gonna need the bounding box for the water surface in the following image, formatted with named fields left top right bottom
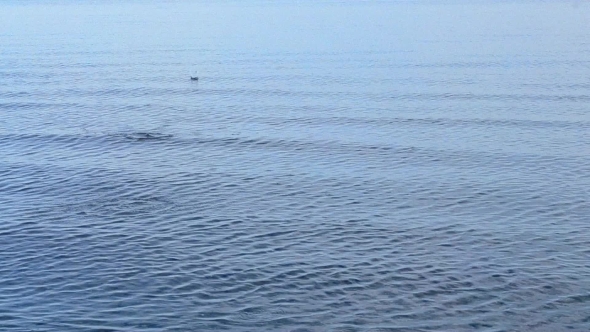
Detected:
left=1, top=1, right=590, bottom=331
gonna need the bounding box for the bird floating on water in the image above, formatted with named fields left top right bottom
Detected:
left=190, top=76, right=199, bottom=81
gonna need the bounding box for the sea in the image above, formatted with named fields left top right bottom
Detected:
left=1, top=1, right=589, bottom=331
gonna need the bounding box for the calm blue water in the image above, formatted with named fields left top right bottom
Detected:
left=1, top=1, right=590, bottom=331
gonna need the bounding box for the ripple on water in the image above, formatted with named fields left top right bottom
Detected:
left=121, top=132, right=174, bottom=141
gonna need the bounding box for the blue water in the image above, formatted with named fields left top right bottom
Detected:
left=1, top=1, right=590, bottom=331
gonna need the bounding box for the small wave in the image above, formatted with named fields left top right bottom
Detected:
left=121, top=132, right=173, bottom=141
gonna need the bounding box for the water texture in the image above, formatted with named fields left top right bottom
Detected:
left=1, top=1, right=590, bottom=331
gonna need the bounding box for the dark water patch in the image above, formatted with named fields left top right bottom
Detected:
left=120, top=132, right=174, bottom=142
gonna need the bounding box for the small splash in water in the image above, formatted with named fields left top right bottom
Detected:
left=122, top=132, right=173, bottom=141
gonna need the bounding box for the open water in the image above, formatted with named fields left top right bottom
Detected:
left=1, top=1, right=590, bottom=331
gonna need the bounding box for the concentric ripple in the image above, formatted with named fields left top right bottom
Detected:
left=1, top=1, right=590, bottom=331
